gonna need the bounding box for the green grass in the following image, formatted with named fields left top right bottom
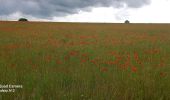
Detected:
left=0, top=21, right=170, bottom=100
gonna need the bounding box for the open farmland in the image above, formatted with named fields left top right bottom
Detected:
left=0, top=21, right=170, bottom=99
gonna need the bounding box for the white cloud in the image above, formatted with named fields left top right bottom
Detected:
left=128, top=0, right=170, bottom=23
left=52, top=7, right=118, bottom=23
left=1, top=0, right=170, bottom=23
left=52, top=7, right=130, bottom=23
left=52, top=0, right=170, bottom=23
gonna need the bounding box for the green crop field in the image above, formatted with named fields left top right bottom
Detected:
left=0, top=21, right=170, bottom=100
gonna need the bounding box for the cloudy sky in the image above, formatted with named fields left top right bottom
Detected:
left=0, top=0, right=170, bottom=23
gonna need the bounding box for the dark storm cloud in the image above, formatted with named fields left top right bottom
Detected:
left=0, top=0, right=150, bottom=18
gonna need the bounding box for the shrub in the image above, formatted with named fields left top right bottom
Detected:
left=18, top=18, right=28, bottom=21
left=125, top=20, right=130, bottom=24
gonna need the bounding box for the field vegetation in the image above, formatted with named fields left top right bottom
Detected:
left=0, top=21, right=170, bottom=99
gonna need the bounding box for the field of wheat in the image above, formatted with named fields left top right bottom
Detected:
left=0, top=21, right=170, bottom=100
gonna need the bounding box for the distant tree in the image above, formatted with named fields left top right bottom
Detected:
left=125, top=20, right=130, bottom=24
left=18, top=18, right=28, bottom=21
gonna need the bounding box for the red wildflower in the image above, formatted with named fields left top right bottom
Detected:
left=109, top=51, right=116, bottom=56
left=120, top=64, right=129, bottom=70
left=101, top=67, right=108, bottom=72
left=160, top=72, right=167, bottom=77
left=105, top=61, right=116, bottom=65
left=81, top=53, right=89, bottom=60
left=10, top=64, right=16, bottom=68
left=134, top=52, right=142, bottom=65
left=5, top=44, right=20, bottom=50
left=144, top=49, right=160, bottom=55
left=134, top=52, right=139, bottom=61
left=131, top=66, right=137, bottom=73
left=45, top=55, right=52, bottom=63
left=69, top=50, right=79, bottom=56
left=81, top=53, right=88, bottom=57
left=91, top=59, right=97, bottom=65
left=115, top=55, right=122, bottom=63
left=79, top=41, right=89, bottom=45
left=56, top=59, right=62, bottom=64
left=81, top=59, right=87, bottom=63
left=64, top=55, right=70, bottom=61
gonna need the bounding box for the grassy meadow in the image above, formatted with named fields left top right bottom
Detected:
left=0, top=21, right=170, bottom=99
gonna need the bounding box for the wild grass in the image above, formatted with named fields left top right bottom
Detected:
left=0, top=21, right=170, bottom=100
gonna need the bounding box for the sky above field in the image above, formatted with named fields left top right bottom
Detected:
left=0, top=0, right=170, bottom=23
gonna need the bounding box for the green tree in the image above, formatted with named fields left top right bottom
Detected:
left=18, top=18, right=28, bottom=21
left=125, top=20, right=130, bottom=24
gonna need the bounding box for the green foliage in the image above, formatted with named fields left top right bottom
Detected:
left=125, top=20, right=130, bottom=24
left=18, top=18, right=28, bottom=21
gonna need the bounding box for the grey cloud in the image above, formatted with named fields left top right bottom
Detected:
left=0, top=0, right=150, bottom=18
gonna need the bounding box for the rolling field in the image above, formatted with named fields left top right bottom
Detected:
left=0, top=21, right=170, bottom=100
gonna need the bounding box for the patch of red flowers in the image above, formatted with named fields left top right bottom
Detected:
left=160, top=72, right=167, bottom=77
left=56, top=59, right=62, bottom=64
left=69, top=50, right=79, bottom=56
left=9, top=63, right=16, bottom=69
left=134, top=51, right=142, bottom=65
left=101, top=67, right=108, bottom=72
left=80, top=59, right=87, bottom=63
left=131, top=66, right=137, bottom=73
left=45, top=55, right=52, bottom=63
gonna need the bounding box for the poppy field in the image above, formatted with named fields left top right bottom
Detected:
left=0, top=21, right=170, bottom=99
